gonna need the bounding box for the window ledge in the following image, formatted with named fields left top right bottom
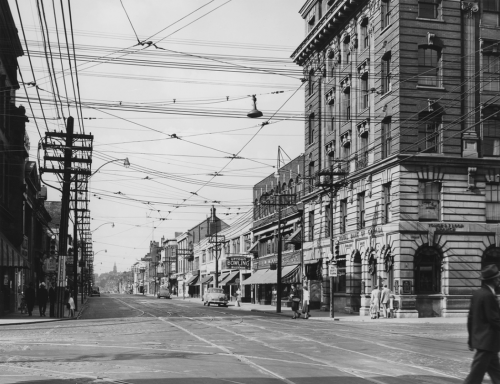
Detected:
left=416, top=85, right=445, bottom=91
left=379, top=91, right=392, bottom=100
left=416, top=17, right=444, bottom=23
left=306, top=93, right=315, bottom=101
left=380, top=24, right=392, bottom=35
left=480, top=24, right=500, bottom=30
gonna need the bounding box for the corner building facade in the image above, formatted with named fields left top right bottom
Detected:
left=291, top=0, right=500, bottom=317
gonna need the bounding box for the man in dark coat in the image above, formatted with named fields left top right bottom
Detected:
left=24, top=282, right=36, bottom=317
left=464, top=264, right=500, bottom=384
left=49, top=282, right=57, bottom=317
left=38, top=283, right=49, bottom=317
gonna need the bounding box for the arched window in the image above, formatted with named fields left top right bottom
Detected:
left=482, top=246, right=500, bottom=270
left=418, top=46, right=442, bottom=87
left=414, top=246, right=442, bottom=293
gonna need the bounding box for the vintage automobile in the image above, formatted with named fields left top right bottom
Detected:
left=203, top=288, right=228, bottom=306
left=91, top=287, right=100, bottom=297
left=157, top=285, right=171, bottom=299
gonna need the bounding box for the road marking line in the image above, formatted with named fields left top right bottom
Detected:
left=158, top=317, right=297, bottom=384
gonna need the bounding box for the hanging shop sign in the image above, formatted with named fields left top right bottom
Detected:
left=329, top=264, right=338, bottom=277
left=226, top=256, right=251, bottom=269
left=43, top=257, right=57, bottom=273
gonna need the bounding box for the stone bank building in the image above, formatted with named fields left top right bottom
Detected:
left=289, top=0, right=500, bottom=317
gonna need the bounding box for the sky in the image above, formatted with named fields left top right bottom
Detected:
left=11, top=0, right=306, bottom=274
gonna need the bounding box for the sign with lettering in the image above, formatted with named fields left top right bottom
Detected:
left=226, top=256, right=251, bottom=269
left=44, top=257, right=57, bottom=273
left=338, top=226, right=383, bottom=242
left=402, top=280, right=411, bottom=294
left=428, top=223, right=464, bottom=232
left=58, top=256, right=67, bottom=286
left=329, top=264, right=338, bottom=277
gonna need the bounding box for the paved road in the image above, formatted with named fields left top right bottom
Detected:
left=0, top=294, right=474, bottom=384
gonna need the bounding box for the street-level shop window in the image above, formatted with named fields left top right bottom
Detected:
left=486, top=184, right=500, bottom=222
left=383, top=184, right=392, bottom=223
left=418, top=119, right=441, bottom=153
left=482, top=0, right=499, bottom=27
left=414, top=246, right=442, bottom=294
left=418, top=0, right=441, bottom=19
left=333, top=258, right=346, bottom=293
left=340, top=199, right=347, bottom=233
left=483, top=118, right=500, bottom=156
left=309, top=210, right=315, bottom=241
left=418, top=46, right=442, bottom=87
left=418, top=181, right=441, bottom=221
left=358, top=193, right=366, bottom=229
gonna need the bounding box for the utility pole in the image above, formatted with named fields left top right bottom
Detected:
left=41, top=116, right=93, bottom=318
left=208, top=207, right=224, bottom=288
left=73, top=174, right=78, bottom=312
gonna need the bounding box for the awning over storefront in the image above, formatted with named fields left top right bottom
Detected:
left=0, top=234, right=29, bottom=269
left=219, top=271, right=239, bottom=286
left=185, top=275, right=199, bottom=286
left=242, top=265, right=300, bottom=285
left=200, top=275, right=213, bottom=284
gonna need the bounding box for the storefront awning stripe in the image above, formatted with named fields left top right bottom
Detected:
left=200, top=275, right=213, bottom=284
left=186, top=275, right=199, bottom=286
left=282, top=265, right=301, bottom=284
left=219, top=271, right=239, bottom=286
left=242, top=265, right=300, bottom=285
left=241, top=269, right=269, bottom=284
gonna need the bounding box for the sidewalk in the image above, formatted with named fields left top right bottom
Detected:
left=170, top=296, right=467, bottom=324
left=0, top=301, right=86, bottom=326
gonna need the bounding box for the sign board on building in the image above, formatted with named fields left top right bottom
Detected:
left=329, top=264, right=338, bottom=277
left=226, top=256, right=250, bottom=269
left=58, top=256, right=67, bottom=286
left=402, top=280, right=411, bottom=294
left=44, top=257, right=57, bottom=273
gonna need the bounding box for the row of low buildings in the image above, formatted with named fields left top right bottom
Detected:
left=131, top=0, right=500, bottom=318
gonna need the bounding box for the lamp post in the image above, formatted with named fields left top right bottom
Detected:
left=91, top=158, right=130, bottom=176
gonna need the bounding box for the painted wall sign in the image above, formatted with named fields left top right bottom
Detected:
left=428, top=223, right=464, bottom=232
left=338, top=226, right=383, bottom=241
left=226, top=256, right=251, bottom=269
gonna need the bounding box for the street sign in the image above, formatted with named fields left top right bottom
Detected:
left=226, top=256, right=251, bottom=269
left=58, top=256, right=67, bottom=286
left=208, top=234, right=226, bottom=244
left=329, top=264, right=338, bottom=277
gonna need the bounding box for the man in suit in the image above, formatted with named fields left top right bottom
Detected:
left=464, top=264, right=500, bottom=384
left=49, top=282, right=57, bottom=317
left=380, top=284, right=391, bottom=318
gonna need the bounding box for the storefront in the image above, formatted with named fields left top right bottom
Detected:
left=219, top=270, right=240, bottom=300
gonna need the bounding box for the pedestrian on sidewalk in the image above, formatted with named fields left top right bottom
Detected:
left=370, top=285, right=381, bottom=319
left=68, top=291, right=76, bottom=318
left=49, top=282, right=57, bottom=317
left=38, top=282, right=49, bottom=317
left=302, top=285, right=310, bottom=319
left=388, top=292, right=395, bottom=318
left=380, top=284, right=391, bottom=318
left=290, top=285, right=301, bottom=319
left=463, top=264, right=500, bottom=384
left=25, top=282, right=36, bottom=317
left=235, top=286, right=242, bottom=307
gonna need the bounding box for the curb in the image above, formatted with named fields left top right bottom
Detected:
left=250, top=309, right=341, bottom=321
left=76, top=296, right=90, bottom=320
left=0, top=318, right=73, bottom=327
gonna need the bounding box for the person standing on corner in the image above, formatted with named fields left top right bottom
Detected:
left=370, top=284, right=381, bottom=319
left=235, top=286, right=242, bottom=307
left=38, top=282, right=49, bottom=317
left=25, top=282, right=36, bottom=317
left=380, top=284, right=391, bottom=318
left=49, top=282, right=57, bottom=317
left=302, top=285, right=310, bottom=319
left=463, top=264, right=500, bottom=384
left=290, top=285, right=301, bottom=319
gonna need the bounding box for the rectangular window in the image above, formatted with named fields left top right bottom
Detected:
left=483, top=0, right=499, bottom=26
left=381, top=120, right=392, bottom=159
left=383, top=184, right=392, bottom=223
left=333, top=258, right=347, bottom=292
left=309, top=210, right=315, bottom=241
left=418, top=120, right=440, bottom=153
left=360, top=23, right=368, bottom=50
left=483, top=54, right=500, bottom=92
left=325, top=204, right=331, bottom=237
left=308, top=114, right=315, bottom=144
left=486, top=184, right=500, bottom=222
left=358, top=193, right=366, bottom=229
left=357, top=135, right=369, bottom=170
left=308, top=161, right=315, bottom=192
left=418, top=0, right=440, bottom=19
left=484, top=118, right=500, bottom=156
left=340, top=199, right=347, bottom=233
left=381, top=1, right=390, bottom=29
left=341, top=90, right=351, bottom=122
left=418, top=181, right=440, bottom=221
left=202, top=251, right=206, bottom=264
left=308, top=71, right=314, bottom=96
left=418, top=47, right=441, bottom=87
left=381, top=58, right=391, bottom=94
left=360, top=76, right=369, bottom=110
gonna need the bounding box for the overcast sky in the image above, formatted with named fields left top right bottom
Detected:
left=11, top=0, right=306, bottom=274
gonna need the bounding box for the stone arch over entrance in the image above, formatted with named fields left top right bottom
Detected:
left=414, top=245, right=443, bottom=294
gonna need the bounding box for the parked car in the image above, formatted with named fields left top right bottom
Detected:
left=157, top=285, right=171, bottom=299
left=203, top=288, right=228, bottom=307
left=91, top=287, right=100, bottom=297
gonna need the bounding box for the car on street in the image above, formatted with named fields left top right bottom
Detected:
left=91, top=287, right=100, bottom=297
left=157, top=285, right=171, bottom=299
left=203, top=288, right=228, bottom=306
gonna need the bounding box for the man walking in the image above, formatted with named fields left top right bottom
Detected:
left=380, top=284, right=391, bottom=318
left=38, top=282, right=49, bottom=317
left=25, top=282, right=36, bottom=317
left=49, top=282, right=57, bottom=317
left=464, top=264, right=500, bottom=384
left=370, top=284, right=381, bottom=319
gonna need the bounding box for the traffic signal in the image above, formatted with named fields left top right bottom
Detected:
left=50, top=235, right=57, bottom=256
left=334, top=240, right=340, bottom=260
